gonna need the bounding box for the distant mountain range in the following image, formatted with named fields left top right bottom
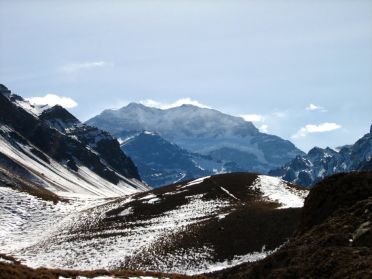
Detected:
left=87, top=103, right=304, bottom=187
left=0, top=84, right=149, bottom=198
left=270, top=125, right=372, bottom=187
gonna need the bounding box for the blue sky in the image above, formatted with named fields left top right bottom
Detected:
left=1, top=0, right=371, bottom=152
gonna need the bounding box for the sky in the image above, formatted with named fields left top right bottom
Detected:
left=0, top=0, right=371, bottom=152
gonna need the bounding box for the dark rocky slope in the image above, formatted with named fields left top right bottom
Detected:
left=0, top=84, right=147, bottom=197
left=211, top=171, right=372, bottom=279
left=0, top=254, right=201, bottom=279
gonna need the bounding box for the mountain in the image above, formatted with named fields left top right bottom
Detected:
left=270, top=125, right=372, bottom=187
left=0, top=84, right=149, bottom=198
left=1, top=172, right=307, bottom=275
left=119, top=131, right=230, bottom=187
left=87, top=103, right=304, bottom=184
left=212, top=171, right=372, bottom=279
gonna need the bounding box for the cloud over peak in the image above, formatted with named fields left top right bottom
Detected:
left=60, top=61, right=112, bottom=74
left=240, top=114, right=265, bottom=122
left=27, top=94, right=78, bottom=109
left=140, top=98, right=211, bottom=110
left=291, top=122, right=341, bottom=139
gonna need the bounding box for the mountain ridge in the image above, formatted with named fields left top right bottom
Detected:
left=0, top=84, right=148, bottom=198
left=87, top=102, right=304, bottom=186
left=270, top=125, right=372, bottom=187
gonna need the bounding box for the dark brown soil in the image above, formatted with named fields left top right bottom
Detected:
left=0, top=262, right=203, bottom=279
left=211, top=171, right=372, bottom=279
left=0, top=252, right=200, bottom=279
left=299, top=171, right=372, bottom=233
left=136, top=202, right=301, bottom=264
left=0, top=167, right=62, bottom=203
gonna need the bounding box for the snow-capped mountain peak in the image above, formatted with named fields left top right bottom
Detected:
left=87, top=102, right=304, bottom=183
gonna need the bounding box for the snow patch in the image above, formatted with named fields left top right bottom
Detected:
left=139, top=193, right=157, bottom=200
left=186, top=245, right=277, bottom=275
left=253, top=175, right=308, bottom=208
left=118, top=207, right=133, bottom=217
left=181, top=176, right=211, bottom=188
left=220, top=186, right=239, bottom=200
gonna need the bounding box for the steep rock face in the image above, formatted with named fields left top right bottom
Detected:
left=39, top=106, right=140, bottom=180
left=212, top=172, right=372, bottom=279
left=87, top=103, right=304, bottom=175
left=39, top=105, right=79, bottom=132
left=0, top=84, right=146, bottom=197
left=270, top=126, right=372, bottom=187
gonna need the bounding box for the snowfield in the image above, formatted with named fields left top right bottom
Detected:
left=0, top=187, right=109, bottom=254
left=0, top=173, right=308, bottom=275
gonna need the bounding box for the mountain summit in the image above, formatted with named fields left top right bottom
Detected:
left=88, top=102, right=259, bottom=139
left=87, top=103, right=304, bottom=186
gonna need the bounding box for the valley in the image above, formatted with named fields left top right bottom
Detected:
left=0, top=84, right=371, bottom=278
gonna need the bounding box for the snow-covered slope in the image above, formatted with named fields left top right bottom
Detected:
left=270, top=125, right=372, bottom=187
left=87, top=103, right=304, bottom=173
left=0, top=128, right=144, bottom=198
left=1, top=173, right=308, bottom=275
left=0, top=84, right=149, bottom=198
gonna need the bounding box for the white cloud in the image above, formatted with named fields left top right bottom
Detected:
left=140, top=98, right=211, bottom=109
left=306, top=103, right=327, bottom=112
left=240, top=114, right=265, bottom=122
left=259, top=124, right=269, bottom=133
left=61, top=61, right=111, bottom=74
left=291, top=122, right=341, bottom=138
left=27, top=94, right=78, bottom=108
left=272, top=111, right=287, bottom=118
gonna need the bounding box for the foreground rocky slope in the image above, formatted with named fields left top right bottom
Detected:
left=270, top=126, right=372, bottom=187
left=3, top=172, right=370, bottom=278
left=212, top=171, right=372, bottom=279
left=0, top=173, right=307, bottom=275
left=0, top=254, right=196, bottom=279
left=0, top=84, right=148, bottom=198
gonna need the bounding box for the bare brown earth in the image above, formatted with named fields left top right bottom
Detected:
left=0, top=166, right=62, bottom=203
left=0, top=252, right=199, bottom=279
left=210, top=172, right=372, bottom=279
left=0, top=262, right=202, bottom=279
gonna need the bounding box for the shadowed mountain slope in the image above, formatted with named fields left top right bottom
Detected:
left=211, top=171, right=372, bottom=279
